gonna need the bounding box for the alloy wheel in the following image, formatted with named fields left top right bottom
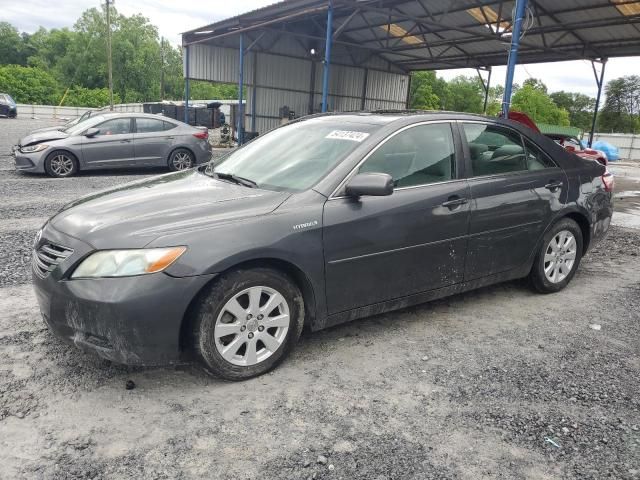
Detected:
left=544, top=230, right=577, bottom=283
left=50, top=154, right=74, bottom=176
left=214, top=286, right=290, bottom=366
left=172, top=151, right=193, bottom=170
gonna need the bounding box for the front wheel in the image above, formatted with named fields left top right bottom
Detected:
left=529, top=218, right=583, bottom=293
left=168, top=148, right=194, bottom=171
left=44, top=150, right=78, bottom=178
left=192, top=268, right=304, bottom=380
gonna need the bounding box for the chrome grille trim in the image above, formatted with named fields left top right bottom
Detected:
left=32, top=241, right=74, bottom=279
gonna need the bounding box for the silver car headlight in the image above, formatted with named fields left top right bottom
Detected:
left=71, top=247, right=187, bottom=278
left=20, top=144, right=49, bottom=153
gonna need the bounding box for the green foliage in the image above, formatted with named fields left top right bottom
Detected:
left=511, top=79, right=570, bottom=126
left=0, top=22, right=26, bottom=65
left=62, top=86, right=121, bottom=107
left=550, top=91, right=595, bottom=131
left=189, top=81, right=239, bottom=100
left=598, top=76, right=640, bottom=133
left=443, top=76, right=485, bottom=113
left=0, top=65, right=60, bottom=104
left=409, top=71, right=441, bottom=110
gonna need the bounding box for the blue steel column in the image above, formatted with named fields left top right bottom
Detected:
left=500, top=0, right=528, bottom=118
left=237, top=34, right=245, bottom=145
left=184, top=45, right=190, bottom=124
left=321, top=2, right=334, bottom=113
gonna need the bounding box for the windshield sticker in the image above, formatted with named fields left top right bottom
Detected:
left=325, top=130, right=370, bottom=142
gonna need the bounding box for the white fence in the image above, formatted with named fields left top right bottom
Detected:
left=16, top=103, right=144, bottom=119
left=590, top=133, right=640, bottom=161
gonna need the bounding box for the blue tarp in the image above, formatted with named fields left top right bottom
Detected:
left=580, top=140, right=621, bottom=161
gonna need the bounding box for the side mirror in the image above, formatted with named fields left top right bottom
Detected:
left=84, top=128, right=100, bottom=137
left=345, top=172, right=394, bottom=197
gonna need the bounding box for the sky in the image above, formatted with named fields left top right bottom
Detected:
left=2, top=0, right=640, bottom=98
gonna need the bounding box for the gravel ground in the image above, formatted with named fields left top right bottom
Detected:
left=1, top=117, right=639, bottom=479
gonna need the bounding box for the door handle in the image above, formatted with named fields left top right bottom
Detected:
left=441, top=196, right=468, bottom=209
left=545, top=181, right=563, bottom=190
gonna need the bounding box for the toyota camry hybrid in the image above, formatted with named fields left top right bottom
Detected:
left=32, top=112, right=613, bottom=380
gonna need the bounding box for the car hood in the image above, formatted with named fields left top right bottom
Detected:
left=19, top=130, right=69, bottom=147
left=50, top=169, right=291, bottom=249
left=30, top=125, right=66, bottom=135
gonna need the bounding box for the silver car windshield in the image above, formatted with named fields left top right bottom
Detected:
left=212, top=118, right=382, bottom=192
left=65, top=115, right=106, bottom=135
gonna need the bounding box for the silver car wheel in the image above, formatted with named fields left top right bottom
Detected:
left=543, top=230, right=577, bottom=283
left=172, top=151, right=193, bottom=170
left=50, top=154, right=74, bottom=176
left=214, top=286, right=290, bottom=367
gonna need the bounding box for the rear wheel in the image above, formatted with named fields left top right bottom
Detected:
left=192, top=268, right=304, bottom=380
left=530, top=218, right=583, bottom=293
left=168, top=148, right=194, bottom=171
left=44, top=150, right=78, bottom=178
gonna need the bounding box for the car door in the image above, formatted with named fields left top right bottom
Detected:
left=81, top=117, right=134, bottom=168
left=133, top=117, right=176, bottom=166
left=461, top=122, right=568, bottom=280
left=322, top=122, right=471, bottom=315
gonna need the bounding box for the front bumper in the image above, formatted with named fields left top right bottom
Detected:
left=12, top=146, right=46, bottom=173
left=33, top=225, right=216, bottom=365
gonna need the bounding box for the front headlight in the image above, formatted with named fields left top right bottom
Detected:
left=20, top=144, right=49, bottom=153
left=71, top=247, right=187, bottom=278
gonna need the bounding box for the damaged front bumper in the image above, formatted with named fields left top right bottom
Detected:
left=32, top=225, right=216, bottom=366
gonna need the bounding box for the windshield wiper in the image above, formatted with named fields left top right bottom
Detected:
left=215, top=172, right=258, bottom=188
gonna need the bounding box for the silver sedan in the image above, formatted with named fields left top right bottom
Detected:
left=13, top=113, right=212, bottom=177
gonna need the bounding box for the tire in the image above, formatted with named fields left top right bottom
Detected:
left=168, top=148, right=195, bottom=171
left=44, top=150, right=79, bottom=178
left=529, top=218, right=583, bottom=294
left=192, top=268, right=305, bottom=380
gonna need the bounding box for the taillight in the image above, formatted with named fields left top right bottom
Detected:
left=601, top=172, right=614, bottom=192
left=193, top=130, right=208, bottom=140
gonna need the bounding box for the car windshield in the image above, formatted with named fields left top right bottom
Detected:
left=65, top=115, right=106, bottom=135
left=6, top=94, right=15, bottom=104
left=210, top=118, right=382, bottom=192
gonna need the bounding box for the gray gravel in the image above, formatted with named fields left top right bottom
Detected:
left=0, top=116, right=639, bottom=479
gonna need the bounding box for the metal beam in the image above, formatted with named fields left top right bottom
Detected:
left=501, top=0, right=528, bottom=117
left=589, top=58, right=607, bottom=148
left=237, top=33, right=245, bottom=145
left=333, top=8, right=359, bottom=39
left=322, top=2, right=334, bottom=112
left=184, top=45, right=190, bottom=124
left=477, top=66, right=492, bottom=114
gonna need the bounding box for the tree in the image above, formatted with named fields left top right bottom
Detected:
left=511, top=79, right=570, bottom=125
left=598, top=76, right=640, bottom=133
left=550, top=91, right=595, bottom=131
left=0, top=22, right=26, bottom=65
left=0, top=65, right=60, bottom=104
left=441, top=75, right=485, bottom=113
left=409, top=71, right=441, bottom=110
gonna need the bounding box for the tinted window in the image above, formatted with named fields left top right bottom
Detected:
left=214, top=118, right=382, bottom=192
left=96, top=118, right=131, bottom=135
left=524, top=139, right=556, bottom=170
left=359, top=123, right=455, bottom=188
left=136, top=117, right=165, bottom=133
left=463, top=123, right=526, bottom=176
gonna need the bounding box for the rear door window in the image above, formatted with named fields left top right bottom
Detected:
left=358, top=123, right=456, bottom=188
left=524, top=139, right=557, bottom=170
left=462, top=123, right=526, bottom=176
left=135, top=118, right=166, bottom=133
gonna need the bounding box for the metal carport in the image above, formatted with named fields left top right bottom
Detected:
left=182, top=0, right=640, bottom=145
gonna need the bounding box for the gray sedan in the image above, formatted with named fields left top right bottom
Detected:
left=13, top=113, right=212, bottom=177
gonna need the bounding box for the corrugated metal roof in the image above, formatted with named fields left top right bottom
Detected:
left=183, top=0, right=640, bottom=72
left=537, top=123, right=582, bottom=136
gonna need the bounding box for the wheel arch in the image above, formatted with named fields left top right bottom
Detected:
left=45, top=148, right=81, bottom=173
left=166, top=145, right=195, bottom=166
left=562, top=210, right=591, bottom=255
left=179, top=257, right=317, bottom=353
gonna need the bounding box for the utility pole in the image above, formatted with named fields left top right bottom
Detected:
left=105, top=0, right=114, bottom=110
left=160, top=36, right=165, bottom=101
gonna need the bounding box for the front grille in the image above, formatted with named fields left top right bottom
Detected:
left=32, top=242, right=74, bottom=278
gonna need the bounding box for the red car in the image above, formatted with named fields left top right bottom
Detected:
left=507, top=112, right=608, bottom=166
